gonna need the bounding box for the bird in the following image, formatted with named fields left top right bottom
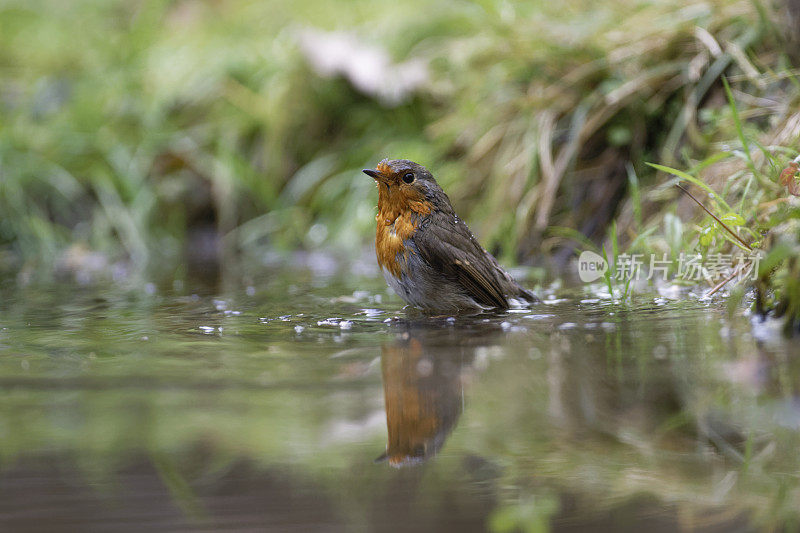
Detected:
left=363, top=159, right=537, bottom=313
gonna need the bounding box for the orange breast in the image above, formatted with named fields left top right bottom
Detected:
left=375, top=185, right=432, bottom=278
left=376, top=212, right=418, bottom=278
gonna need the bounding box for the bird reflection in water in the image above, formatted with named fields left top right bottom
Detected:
left=375, top=321, right=501, bottom=467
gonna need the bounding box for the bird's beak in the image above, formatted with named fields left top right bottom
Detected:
left=363, top=169, right=382, bottom=180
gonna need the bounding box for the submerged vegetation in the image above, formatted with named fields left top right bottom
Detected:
left=0, top=0, right=798, bottom=325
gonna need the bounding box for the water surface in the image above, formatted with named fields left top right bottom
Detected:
left=0, top=265, right=798, bottom=532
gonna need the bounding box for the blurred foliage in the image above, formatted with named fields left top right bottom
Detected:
left=0, top=0, right=797, bottom=278
left=605, top=78, right=800, bottom=330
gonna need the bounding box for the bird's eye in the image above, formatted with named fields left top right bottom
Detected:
left=402, top=172, right=415, bottom=184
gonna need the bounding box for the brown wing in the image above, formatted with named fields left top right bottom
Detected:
left=413, top=213, right=509, bottom=309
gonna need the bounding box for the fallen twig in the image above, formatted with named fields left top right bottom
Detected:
left=676, top=184, right=752, bottom=251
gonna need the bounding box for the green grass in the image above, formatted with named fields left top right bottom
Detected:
left=626, top=81, right=799, bottom=330
left=0, top=0, right=797, bottom=291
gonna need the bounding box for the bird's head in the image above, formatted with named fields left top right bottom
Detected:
left=363, top=159, right=449, bottom=217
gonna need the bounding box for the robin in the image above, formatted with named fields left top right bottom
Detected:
left=363, top=159, right=537, bottom=312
